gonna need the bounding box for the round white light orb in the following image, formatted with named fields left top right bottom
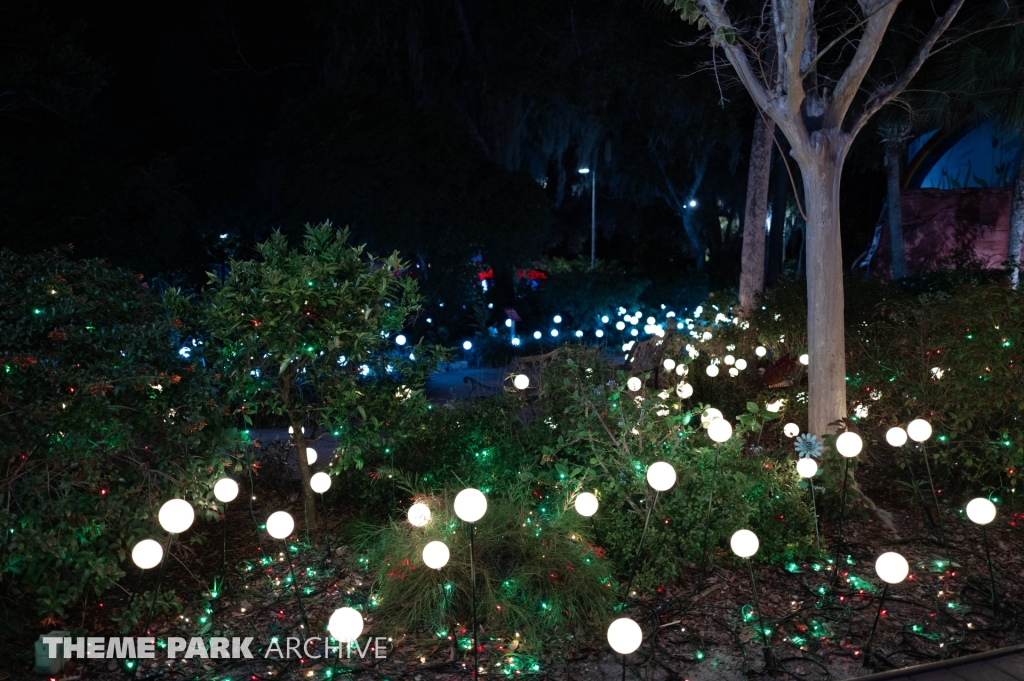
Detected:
left=675, top=364, right=687, bottom=376
left=966, top=498, right=997, bottom=525
left=214, top=478, right=239, bottom=503
left=616, top=321, right=625, bottom=331
left=706, top=364, right=719, bottom=378
left=646, top=461, right=677, bottom=491
left=676, top=382, right=693, bottom=399
left=328, top=607, right=364, bottom=643
left=407, top=502, right=432, bottom=527
left=534, top=331, right=542, bottom=339
left=575, top=492, right=599, bottom=517
left=395, top=334, right=407, bottom=346
left=422, top=540, right=450, bottom=569
left=310, top=472, right=332, bottom=494
left=663, top=358, right=676, bottom=372
left=796, top=458, right=818, bottom=479
left=885, top=427, right=908, bottom=447
left=707, top=418, right=732, bottom=443
left=724, top=355, right=735, bottom=365
left=907, top=419, right=932, bottom=443
left=701, top=407, right=723, bottom=425
left=755, top=346, right=767, bottom=357
left=606, top=618, right=643, bottom=655
left=306, top=447, right=318, bottom=465
left=463, top=341, right=473, bottom=351
left=513, top=374, right=530, bottom=390
left=158, top=499, right=195, bottom=534
left=735, top=358, right=748, bottom=371
left=553, top=315, right=562, bottom=324
left=132, top=539, right=164, bottom=569
left=835, top=432, right=863, bottom=458
left=730, top=529, right=760, bottom=558
left=783, top=423, right=800, bottom=438
left=875, top=552, right=910, bottom=584
left=454, top=488, right=488, bottom=522
left=626, top=376, right=642, bottom=392
left=266, top=511, right=295, bottom=539
left=799, top=354, right=809, bottom=366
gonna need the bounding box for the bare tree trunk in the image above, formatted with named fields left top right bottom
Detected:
left=739, top=115, right=774, bottom=311
left=292, top=428, right=319, bottom=533
left=766, top=146, right=788, bottom=288
left=886, top=141, right=908, bottom=280
left=1008, top=151, right=1024, bottom=288
left=801, top=149, right=847, bottom=439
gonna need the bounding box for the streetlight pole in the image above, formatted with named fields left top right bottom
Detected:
left=580, top=167, right=595, bottom=270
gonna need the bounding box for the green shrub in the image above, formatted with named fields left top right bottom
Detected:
left=0, top=249, right=232, bottom=620
left=351, top=484, right=614, bottom=650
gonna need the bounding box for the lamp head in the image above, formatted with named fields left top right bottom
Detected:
left=885, top=427, right=908, bottom=447
left=875, top=552, right=909, bottom=584
left=730, top=529, right=759, bottom=558
left=707, top=418, right=732, bottom=443
left=266, top=511, right=295, bottom=539
left=422, top=541, right=450, bottom=569
left=310, top=472, right=332, bottom=494
left=328, top=607, right=364, bottom=643
left=574, top=492, right=599, bottom=517
left=907, top=419, right=932, bottom=442
left=131, top=539, right=164, bottom=569
left=158, top=499, right=195, bottom=535
left=407, top=502, right=432, bottom=527
left=835, top=431, right=863, bottom=458
left=796, top=458, right=818, bottom=479
left=454, top=488, right=487, bottom=522
left=213, top=478, right=239, bottom=503
left=606, top=618, right=643, bottom=655
left=646, top=461, right=676, bottom=491
left=966, top=497, right=996, bottom=525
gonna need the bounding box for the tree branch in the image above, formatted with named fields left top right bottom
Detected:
left=847, top=0, right=967, bottom=136
left=697, top=0, right=773, bottom=112
left=827, top=0, right=901, bottom=129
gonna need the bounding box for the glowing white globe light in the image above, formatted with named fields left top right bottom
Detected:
left=724, top=355, right=735, bottom=365
left=966, top=498, right=997, bottom=525
left=676, top=382, right=693, bottom=399
left=158, top=499, right=195, bottom=534
left=575, top=492, right=599, bottom=517
left=730, top=529, right=759, bottom=558
left=675, top=364, right=687, bottom=376
left=463, top=341, right=473, bottom=351
left=306, top=448, right=318, bottom=465
left=407, top=502, right=432, bottom=527
left=835, top=432, right=863, bottom=458
left=728, top=367, right=739, bottom=377
left=551, top=329, right=558, bottom=337
left=875, top=552, right=909, bottom=584
left=735, top=358, right=748, bottom=371
left=132, top=539, right=164, bottom=569
left=395, top=334, right=407, bottom=346
left=422, top=540, right=450, bottom=569
left=513, top=374, right=530, bottom=390
left=616, top=321, right=626, bottom=331
left=214, top=478, right=239, bottom=503
left=310, top=472, right=332, bottom=494
left=627, top=377, right=642, bottom=392
left=328, top=607, right=364, bottom=643
left=783, top=423, right=800, bottom=438
left=706, top=364, right=719, bottom=377
left=663, top=358, right=676, bottom=371
left=701, top=407, right=723, bottom=425
left=534, top=331, right=542, bottom=339
left=595, top=330, right=604, bottom=338
left=707, top=418, right=732, bottom=443
left=755, top=346, right=767, bottom=357
left=796, top=458, right=818, bottom=479
left=885, top=427, right=908, bottom=447
left=266, top=511, right=295, bottom=539
left=907, top=419, right=932, bottom=443
left=606, top=618, right=643, bottom=655
left=766, top=400, right=783, bottom=413
left=646, top=461, right=676, bottom=491
left=553, top=315, right=562, bottom=323
left=454, top=488, right=487, bottom=522
left=799, top=354, right=809, bottom=365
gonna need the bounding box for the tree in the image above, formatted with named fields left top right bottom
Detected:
left=670, top=0, right=965, bottom=436
left=739, top=114, right=774, bottom=309
left=199, top=225, right=430, bottom=530
left=0, top=248, right=230, bottom=619
left=879, top=119, right=911, bottom=280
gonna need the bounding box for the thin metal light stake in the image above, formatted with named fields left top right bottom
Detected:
left=862, top=583, right=889, bottom=666
left=982, top=527, right=999, bottom=616
left=623, top=490, right=659, bottom=599
left=918, top=443, right=951, bottom=563
left=832, top=456, right=851, bottom=583
left=808, top=474, right=822, bottom=555
left=142, top=533, right=175, bottom=636
left=282, top=542, right=310, bottom=638
left=696, top=443, right=721, bottom=593
left=746, top=558, right=780, bottom=671
left=470, top=522, right=479, bottom=676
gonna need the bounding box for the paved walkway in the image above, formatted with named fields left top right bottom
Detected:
left=425, top=366, right=506, bottom=402
left=857, top=643, right=1024, bottom=681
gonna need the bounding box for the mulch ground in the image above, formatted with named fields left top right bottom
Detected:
left=11, top=439, right=1024, bottom=681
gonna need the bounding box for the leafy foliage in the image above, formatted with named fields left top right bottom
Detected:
left=0, top=249, right=231, bottom=619
left=189, top=224, right=439, bottom=527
